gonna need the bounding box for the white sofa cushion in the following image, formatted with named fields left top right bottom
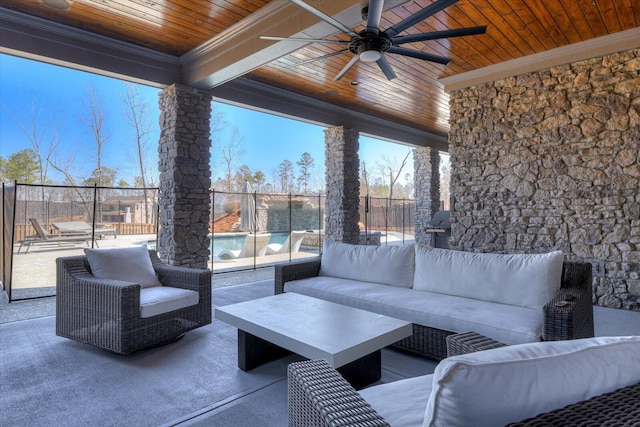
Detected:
left=319, top=240, right=415, bottom=288
left=413, top=246, right=564, bottom=309
left=423, top=336, right=640, bottom=427
left=139, top=286, right=199, bottom=318
left=85, top=245, right=162, bottom=289
left=285, top=277, right=541, bottom=344
left=359, top=374, right=433, bottom=427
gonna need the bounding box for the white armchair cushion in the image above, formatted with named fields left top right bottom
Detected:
left=413, top=246, right=563, bottom=308
left=139, top=286, right=199, bottom=318
left=319, top=240, right=415, bottom=288
left=360, top=374, right=433, bottom=427
left=423, top=336, right=640, bottom=427
left=84, top=245, right=162, bottom=289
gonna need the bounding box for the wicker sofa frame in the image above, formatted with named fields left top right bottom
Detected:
left=275, top=257, right=594, bottom=360
left=56, top=250, right=212, bottom=354
left=287, top=359, right=640, bottom=427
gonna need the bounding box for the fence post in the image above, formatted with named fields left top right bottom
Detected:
left=90, top=184, right=98, bottom=246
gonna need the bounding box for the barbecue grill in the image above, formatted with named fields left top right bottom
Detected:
left=425, top=210, right=451, bottom=249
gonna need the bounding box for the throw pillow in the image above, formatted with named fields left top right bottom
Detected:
left=84, top=245, right=162, bottom=288
left=423, top=336, right=640, bottom=427
left=318, top=239, right=415, bottom=288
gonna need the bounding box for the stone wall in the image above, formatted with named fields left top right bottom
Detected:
left=449, top=48, right=640, bottom=309
left=158, top=84, right=212, bottom=268
left=324, top=126, right=360, bottom=244
left=266, top=207, right=324, bottom=232
left=413, top=147, right=441, bottom=246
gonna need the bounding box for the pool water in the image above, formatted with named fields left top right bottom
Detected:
left=210, top=233, right=288, bottom=256
left=145, top=232, right=289, bottom=258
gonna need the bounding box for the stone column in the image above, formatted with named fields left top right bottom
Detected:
left=413, top=147, right=440, bottom=246
left=324, top=126, right=360, bottom=244
left=158, top=84, right=212, bottom=267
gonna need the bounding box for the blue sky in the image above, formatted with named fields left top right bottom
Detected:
left=0, top=53, right=415, bottom=187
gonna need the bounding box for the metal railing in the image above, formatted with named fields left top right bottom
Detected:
left=2, top=183, right=159, bottom=302
left=1, top=183, right=417, bottom=302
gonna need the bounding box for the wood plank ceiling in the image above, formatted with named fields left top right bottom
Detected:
left=1, top=0, right=639, bottom=141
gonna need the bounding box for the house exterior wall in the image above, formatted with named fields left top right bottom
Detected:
left=448, top=48, right=640, bottom=309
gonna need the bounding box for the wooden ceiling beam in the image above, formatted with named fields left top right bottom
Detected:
left=181, top=0, right=408, bottom=89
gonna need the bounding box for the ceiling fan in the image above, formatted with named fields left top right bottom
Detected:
left=261, top=0, right=486, bottom=81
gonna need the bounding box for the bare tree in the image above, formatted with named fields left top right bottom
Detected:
left=220, top=127, right=244, bottom=192
left=122, top=83, right=153, bottom=222
left=360, top=160, right=371, bottom=196
left=84, top=84, right=109, bottom=187
left=3, top=98, right=61, bottom=217
left=48, top=154, right=92, bottom=216
left=376, top=150, right=411, bottom=200
left=209, top=103, right=228, bottom=181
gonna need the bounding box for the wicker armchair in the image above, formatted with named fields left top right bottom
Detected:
left=275, top=258, right=594, bottom=360
left=288, top=359, right=640, bottom=427
left=56, top=250, right=212, bottom=354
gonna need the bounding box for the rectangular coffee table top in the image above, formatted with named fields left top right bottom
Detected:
left=215, top=293, right=412, bottom=368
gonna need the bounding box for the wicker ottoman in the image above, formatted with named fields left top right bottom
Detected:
left=446, top=332, right=507, bottom=357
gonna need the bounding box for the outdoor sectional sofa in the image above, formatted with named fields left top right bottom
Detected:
left=275, top=240, right=594, bottom=360
left=288, top=336, right=640, bottom=426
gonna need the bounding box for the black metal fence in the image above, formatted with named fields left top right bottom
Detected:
left=1, top=183, right=416, bottom=301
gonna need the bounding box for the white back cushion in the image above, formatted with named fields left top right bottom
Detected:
left=319, top=240, right=415, bottom=288
left=413, top=246, right=563, bottom=308
left=85, top=245, right=162, bottom=289
left=424, top=336, right=640, bottom=427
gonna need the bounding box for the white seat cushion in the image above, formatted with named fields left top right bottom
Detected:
left=424, top=336, right=640, bottom=427
left=285, top=277, right=541, bottom=344
left=139, top=286, right=199, bottom=318
left=359, top=374, right=433, bottom=427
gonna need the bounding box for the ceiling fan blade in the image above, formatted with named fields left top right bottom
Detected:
left=261, top=36, right=350, bottom=45
left=285, top=49, right=349, bottom=68
left=385, top=0, right=459, bottom=38
left=391, top=26, right=487, bottom=45
left=290, top=0, right=359, bottom=38
left=365, top=0, right=385, bottom=35
left=388, top=46, right=451, bottom=65
left=333, top=55, right=360, bottom=81
left=376, top=55, right=397, bottom=80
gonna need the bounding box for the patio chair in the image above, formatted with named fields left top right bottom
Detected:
left=56, top=247, right=212, bottom=354
left=266, top=230, right=306, bottom=255
left=218, top=233, right=271, bottom=260
left=17, top=218, right=94, bottom=254
left=52, top=221, right=117, bottom=239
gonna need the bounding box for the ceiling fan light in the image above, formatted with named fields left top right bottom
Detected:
left=359, top=50, right=381, bottom=62
left=42, top=0, right=73, bottom=10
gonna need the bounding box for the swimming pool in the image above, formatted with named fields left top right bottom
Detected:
left=210, top=232, right=288, bottom=257
left=146, top=232, right=289, bottom=258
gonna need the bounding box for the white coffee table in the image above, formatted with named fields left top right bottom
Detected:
left=215, top=293, right=412, bottom=388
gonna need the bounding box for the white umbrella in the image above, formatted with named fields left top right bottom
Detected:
left=239, top=181, right=256, bottom=232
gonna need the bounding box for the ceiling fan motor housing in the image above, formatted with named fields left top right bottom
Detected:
left=350, top=32, right=392, bottom=61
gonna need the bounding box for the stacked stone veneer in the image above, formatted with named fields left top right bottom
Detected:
left=324, top=126, right=360, bottom=244
left=448, top=48, right=640, bottom=309
left=158, top=84, right=212, bottom=268
left=413, top=147, right=441, bottom=246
